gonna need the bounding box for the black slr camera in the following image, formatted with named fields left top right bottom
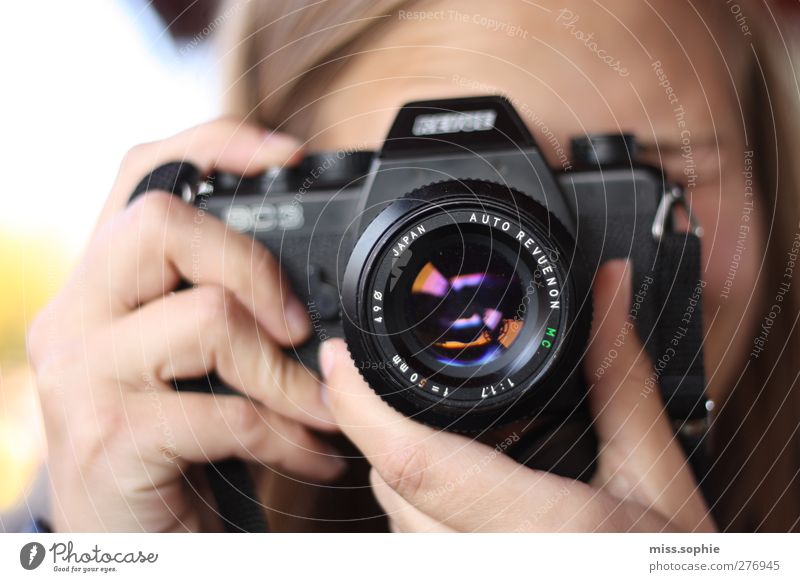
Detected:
left=147, top=96, right=707, bottom=480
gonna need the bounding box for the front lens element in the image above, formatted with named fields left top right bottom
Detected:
left=407, top=240, right=525, bottom=367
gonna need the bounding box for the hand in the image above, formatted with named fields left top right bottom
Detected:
left=28, top=119, right=344, bottom=532
left=320, top=260, right=715, bottom=532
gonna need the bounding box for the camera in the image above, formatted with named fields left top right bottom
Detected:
left=150, top=96, right=706, bottom=479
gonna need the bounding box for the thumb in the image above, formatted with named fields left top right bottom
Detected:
left=585, top=259, right=665, bottom=438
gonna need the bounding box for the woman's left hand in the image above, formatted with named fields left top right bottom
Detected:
left=319, top=260, right=716, bottom=532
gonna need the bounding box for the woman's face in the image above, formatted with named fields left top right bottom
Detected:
left=303, top=0, right=765, bottom=404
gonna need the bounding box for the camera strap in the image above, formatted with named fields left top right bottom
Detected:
left=129, top=161, right=201, bottom=204
left=654, top=230, right=711, bottom=489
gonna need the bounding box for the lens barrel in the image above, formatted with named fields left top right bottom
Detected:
left=342, top=180, right=591, bottom=431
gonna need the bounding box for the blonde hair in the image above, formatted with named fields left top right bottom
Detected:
left=219, top=0, right=800, bottom=532
left=220, top=0, right=410, bottom=134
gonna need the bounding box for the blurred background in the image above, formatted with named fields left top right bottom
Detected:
left=0, top=0, right=220, bottom=528
left=2, top=0, right=800, bottom=529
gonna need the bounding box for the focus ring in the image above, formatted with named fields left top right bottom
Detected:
left=342, top=179, right=592, bottom=432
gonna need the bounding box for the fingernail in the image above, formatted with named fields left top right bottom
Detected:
left=261, top=129, right=300, bottom=148
left=319, top=340, right=336, bottom=378
left=285, top=296, right=310, bottom=339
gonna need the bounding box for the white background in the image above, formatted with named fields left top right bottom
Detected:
left=1, top=0, right=219, bottom=256
left=1, top=533, right=798, bottom=581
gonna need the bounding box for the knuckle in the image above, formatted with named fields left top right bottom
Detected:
left=222, top=397, right=261, bottom=437
left=220, top=232, right=274, bottom=284
left=73, top=400, right=127, bottom=457
left=261, top=346, right=288, bottom=389
left=27, top=296, right=74, bottom=368
left=380, top=441, right=431, bottom=501
left=120, top=142, right=155, bottom=170
left=126, top=190, right=177, bottom=229
left=195, top=287, right=239, bottom=332
left=32, top=353, right=68, bottom=400
left=33, top=347, right=80, bottom=402
left=225, top=246, right=265, bottom=297
left=32, top=332, right=107, bottom=416
left=205, top=116, right=241, bottom=134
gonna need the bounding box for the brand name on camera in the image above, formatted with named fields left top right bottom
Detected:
left=411, top=109, right=497, bottom=136
left=224, top=203, right=304, bottom=232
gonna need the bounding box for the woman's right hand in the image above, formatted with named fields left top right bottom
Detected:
left=27, top=119, right=345, bottom=532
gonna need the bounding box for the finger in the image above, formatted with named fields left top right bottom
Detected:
left=123, top=391, right=345, bottom=482
left=320, top=339, right=588, bottom=531
left=98, top=118, right=303, bottom=230
left=74, top=191, right=309, bottom=344
left=586, top=260, right=661, bottom=433
left=100, top=285, right=335, bottom=431
left=369, top=469, right=454, bottom=532
left=585, top=260, right=713, bottom=530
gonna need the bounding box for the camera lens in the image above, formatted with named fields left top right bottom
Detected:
left=342, top=180, right=591, bottom=431
left=386, top=225, right=535, bottom=383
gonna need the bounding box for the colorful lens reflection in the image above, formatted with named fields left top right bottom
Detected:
left=407, top=242, right=525, bottom=368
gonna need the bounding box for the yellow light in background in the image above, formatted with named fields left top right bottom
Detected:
left=0, top=231, right=70, bottom=358
left=0, top=230, right=70, bottom=510
left=0, top=366, right=45, bottom=509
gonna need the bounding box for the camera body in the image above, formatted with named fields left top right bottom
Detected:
left=186, top=96, right=703, bottom=478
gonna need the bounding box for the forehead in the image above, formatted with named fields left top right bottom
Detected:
left=309, top=0, right=750, bottom=157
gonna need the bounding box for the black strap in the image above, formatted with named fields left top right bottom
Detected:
left=205, top=460, right=269, bottom=533
left=656, top=233, right=706, bottom=420
left=655, top=231, right=710, bottom=488
left=131, top=163, right=269, bottom=533
left=130, top=161, right=200, bottom=202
